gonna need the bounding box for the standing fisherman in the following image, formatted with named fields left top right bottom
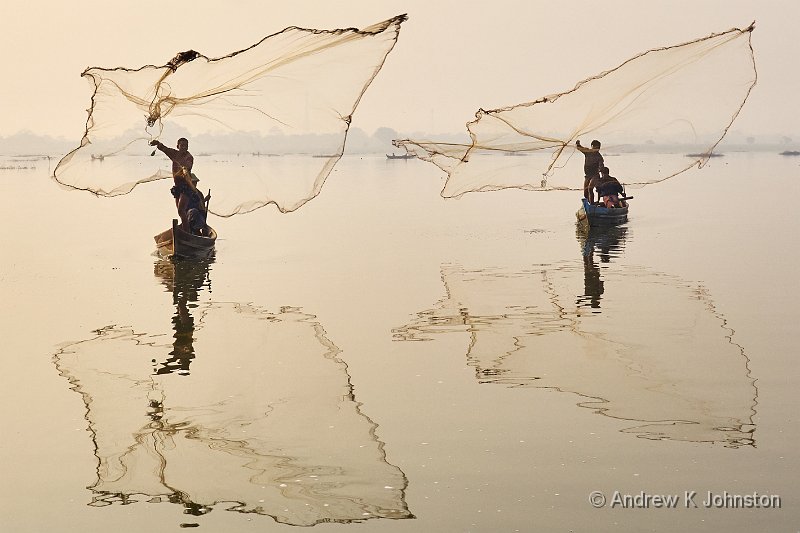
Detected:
left=150, top=137, right=205, bottom=233
left=576, top=139, right=604, bottom=203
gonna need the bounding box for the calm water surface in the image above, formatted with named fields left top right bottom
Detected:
left=0, top=152, right=797, bottom=532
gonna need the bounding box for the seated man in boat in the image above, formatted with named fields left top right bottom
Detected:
left=184, top=175, right=210, bottom=236
left=150, top=137, right=195, bottom=228
left=594, top=167, right=627, bottom=208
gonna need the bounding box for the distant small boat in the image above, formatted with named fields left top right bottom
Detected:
left=386, top=153, right=416, bottom=160
left=576, top=198, right=629, bottom=227
left=779, top=150, right=800, bottom=156
left=154, top=219, right=217, bottom=259
left=686, top=152, right=723, bottom=158
left=90, top=154, right=105, bottom=161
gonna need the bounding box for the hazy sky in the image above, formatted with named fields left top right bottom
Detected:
left=2, top=0, right=796, bottom=140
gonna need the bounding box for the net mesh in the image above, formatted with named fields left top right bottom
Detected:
left=395, top=24, right=756, bottom=197
left=53, top=15, right=407, bottom=216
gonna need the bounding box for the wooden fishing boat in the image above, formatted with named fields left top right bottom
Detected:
left=154, top=219, right=217, bottom=259
left=576, top=198, right=629, bottom=227
left=385, top=152, right=416, bottom=160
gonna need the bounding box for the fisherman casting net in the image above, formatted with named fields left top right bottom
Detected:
left=394, top=24, right=756, bottom=198
left=53, top=15, right=407, bottom=216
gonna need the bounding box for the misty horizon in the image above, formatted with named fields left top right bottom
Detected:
left=2, top=127, right=799, bottom=159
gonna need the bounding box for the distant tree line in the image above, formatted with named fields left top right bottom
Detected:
left=0, top=127, right=471, bottom=157
left=0, top=128, right=794, bottom=157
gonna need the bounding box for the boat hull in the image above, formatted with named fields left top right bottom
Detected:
left=576, top=198, right=628, bottom=227
left=154, top=219, right=217, bottom=259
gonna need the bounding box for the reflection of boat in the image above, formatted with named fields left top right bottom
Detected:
left=394, top=259, right=757, bottom=448
left=53, top=302, right=413, bottom=525
left=385, top=153, right=416, bottom=160
left=578, top=224, right=628, bottom=264
left=576, top=197, right=628, bottom=227
left=154, top=219, right=217, bottom=259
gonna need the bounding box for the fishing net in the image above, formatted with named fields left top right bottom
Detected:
left=53, top=15, right=406, bottom=216
left=395, top=24, right=756, bottom=197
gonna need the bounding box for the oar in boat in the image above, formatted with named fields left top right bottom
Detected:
left=202, top=189, right=212, bottom=237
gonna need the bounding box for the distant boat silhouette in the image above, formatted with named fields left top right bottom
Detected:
left=686, top=152, right=723, bottom=158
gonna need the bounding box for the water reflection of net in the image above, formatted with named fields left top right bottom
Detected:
left=394, top=263, right=757, bottom=448
left=54, top=304, right=413, bottom=525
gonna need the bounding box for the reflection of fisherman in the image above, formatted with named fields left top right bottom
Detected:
left=157, top=294, right=195, bottom=375
left=576, top=139, right=604, bottom=202
left=153, top=257, right=213, bottom=375
left=581, top=250, right=604, bottom=309
left=576, top=224, right=628, bottom=309
left=579, top=228, right=605, bottom=309
left=150, top=138, right=209, bottom=236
